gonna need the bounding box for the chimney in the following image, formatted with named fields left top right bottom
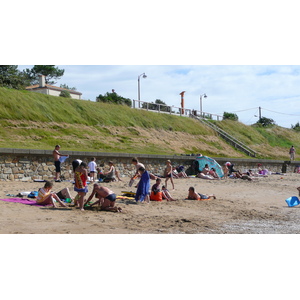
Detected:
left=39, top=74, right=46, bottom=87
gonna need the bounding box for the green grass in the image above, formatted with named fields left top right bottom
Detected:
left=0, top=87, right=211, bottom=133
left=1, top=87, right=300, bottom=158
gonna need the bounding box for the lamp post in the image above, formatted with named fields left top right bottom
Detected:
left=199, top=93, right=207, bottom=117
left=138, top=73, right=147, bottom=108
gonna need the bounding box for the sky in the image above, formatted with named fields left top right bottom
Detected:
left=4, top=1, right=300, bottom=130
left=17, top=65, right=300, bottom=128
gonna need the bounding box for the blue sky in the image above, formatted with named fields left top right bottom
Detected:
left=18, top=65, right=300, bottom=128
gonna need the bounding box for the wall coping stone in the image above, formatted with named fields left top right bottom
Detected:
left=0, top=148, right=299, bottom=165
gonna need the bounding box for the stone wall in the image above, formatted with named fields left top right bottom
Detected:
left=0, top=148, right=299, bottom=181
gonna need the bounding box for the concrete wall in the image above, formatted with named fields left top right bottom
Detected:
left=0, top=148, right=298, bottom=181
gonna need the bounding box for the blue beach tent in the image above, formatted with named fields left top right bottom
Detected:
left=195, top=155, right=224, bottom=178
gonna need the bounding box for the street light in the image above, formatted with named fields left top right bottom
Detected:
left=199, top=93, right=207, bottom=117
left=138, top=73, right=147, bottom=108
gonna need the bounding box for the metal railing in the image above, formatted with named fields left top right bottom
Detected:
left=190, top=115, right=257, bottom=157
left=132, top=99, right=223, bottom=121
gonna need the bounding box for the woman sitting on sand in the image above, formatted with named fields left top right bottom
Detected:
left=36, top=181, right=68, bottom=208
left=103, top=161, right=116, bottom=182
left=197, top=164, right=215, bottom=180
left=209, top=167, right=220, bottom=179
left=187, top=186, right=216, bottom=201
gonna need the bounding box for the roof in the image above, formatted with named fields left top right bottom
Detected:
left=25, top=84, right=82, bottom=95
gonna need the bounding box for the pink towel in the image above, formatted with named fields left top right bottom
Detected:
left=0, top=198, right=50, bottom=206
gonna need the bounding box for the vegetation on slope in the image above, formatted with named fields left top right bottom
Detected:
left=0, top=87, right=299, bottom=159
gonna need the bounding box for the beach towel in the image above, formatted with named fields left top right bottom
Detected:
left=0, top=198, right=51, bottom=206
left=59, top=155, right=69, bottom=163
left=121, top=191, right=136, bottom=197
left=135, top=171, right=150, bottom=202
left=285, top=196, right=300, bottom=207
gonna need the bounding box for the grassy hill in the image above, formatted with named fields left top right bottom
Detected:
left=0, top=87, right=299, bottom=159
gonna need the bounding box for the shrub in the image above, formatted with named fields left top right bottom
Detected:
left=256, top=117, right=275, bottom=127
left=223, top=112, right=238, bottom=121
left=60, top=90, right=71, bottom=98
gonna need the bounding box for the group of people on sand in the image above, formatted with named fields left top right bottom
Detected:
left=68, top=158, right=123, bottom=212
left=197, top=164, right=221, bottom=180
left=195, top=161, right=271, bottom=182
left=36, top=179, right=122, bottom=212
left=131, top=158, right=214, bottom=203
left=51, top=145, right=216, bottom=209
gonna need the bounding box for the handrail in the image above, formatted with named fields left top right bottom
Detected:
left=132, top=99, right=223, bottom=121
left=191, top=115, right=257, bottom=157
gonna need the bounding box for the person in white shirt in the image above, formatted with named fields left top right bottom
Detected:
left=88, top=157, right=97, bottom=182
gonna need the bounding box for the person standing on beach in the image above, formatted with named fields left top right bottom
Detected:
left=289, top=146, right=296, bottom=161
left=135, top=167, right=150, bottom=203
left=129, top=157, right=145, bottom=186
left=164, top=160, right=175, bottom=190
left=53, top=145, right=68, bottom=182
left=74, top=162, right=88, bottom=211
left=88, top=157, right=97, bottom=182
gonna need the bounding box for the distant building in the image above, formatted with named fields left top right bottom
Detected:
left=25, top=75, right=82, bottom=100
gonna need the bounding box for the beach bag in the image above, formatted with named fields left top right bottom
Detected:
left=285, top=196, right=300, bottom=207
left=28, top=191, right=38, bottom=198
left=150, top=191, right=163, bottom=201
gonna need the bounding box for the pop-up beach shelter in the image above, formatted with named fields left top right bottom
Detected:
left=195, top=155, right=224, bottom=178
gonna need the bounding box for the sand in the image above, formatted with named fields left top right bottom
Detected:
left=0, top=173, right=299, bottom=234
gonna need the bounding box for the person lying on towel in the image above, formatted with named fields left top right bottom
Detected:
left=187, top=186, right=216, bottom=201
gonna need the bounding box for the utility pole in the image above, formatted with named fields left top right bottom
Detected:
left=259, top=106, right=262, bottom=121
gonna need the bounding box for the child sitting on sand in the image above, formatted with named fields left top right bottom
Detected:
left=187, top=186, right=216, bottom=201
left=162, top=185, right=176, bottom=201
left=36, top=181, right=68, bottom=208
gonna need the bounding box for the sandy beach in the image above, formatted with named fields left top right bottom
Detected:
left=1, top=173, right=299, bottom=234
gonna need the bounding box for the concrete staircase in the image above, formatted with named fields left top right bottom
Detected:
left=190, top=115, right=257, bottom=157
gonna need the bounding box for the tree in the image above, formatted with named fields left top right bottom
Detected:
left=256, top=116, right=275, bottom=127
left=59, top=90, right=71, bottom=98
left=223, top=112, right=239, bottom=121
left=0, top=65, right=30, bottom=89
left=291, top=122, right=300, bottom=131
left=23, top=65, right=64, bottom=85
left=60, top=84, right=76, bottom=91
left=96, top=91, right=132, bottom=106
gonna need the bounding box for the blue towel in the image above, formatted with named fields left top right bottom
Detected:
left=135, top=171, right=150, bottom=202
